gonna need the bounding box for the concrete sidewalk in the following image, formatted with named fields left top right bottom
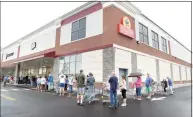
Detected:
left=173, top=83, right=191, bottom=89
left=4, top=83, right=36, bottom=89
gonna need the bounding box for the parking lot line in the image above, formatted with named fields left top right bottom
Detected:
left=1, top=95, right=16, bottom=101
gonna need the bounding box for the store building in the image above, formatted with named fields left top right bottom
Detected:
left=1, top=2, right=191, bottom=87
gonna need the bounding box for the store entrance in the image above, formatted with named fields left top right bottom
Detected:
left=18, top=57, right=54, bottom=85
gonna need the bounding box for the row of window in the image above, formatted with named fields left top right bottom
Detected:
left=59, top=54, right=82, bottom=75
left=70, top=17, right=168, bottom=53
left=139, top=23, right=168, bottom=53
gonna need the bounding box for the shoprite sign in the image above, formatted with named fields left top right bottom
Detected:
left=117, top=16, right=135, bottom=39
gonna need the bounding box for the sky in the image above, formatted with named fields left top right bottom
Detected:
left=1, top=1, right=192, bottom=51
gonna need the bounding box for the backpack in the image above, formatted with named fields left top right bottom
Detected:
left=87, top=77, right=95, bottom=86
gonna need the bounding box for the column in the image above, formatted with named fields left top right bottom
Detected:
left=179, top=66, right=182, bottom=83
left=131, top=52, right=137, bottom=73
left=52, top=58, right=59, bottom=90
left=14, top=63, right=20, bottom=84
left=131, top=52, right=137, bottom=89
left=103, top=47, right=115, bottom=82
left=148, top=29, right=152, bottom=47
left=156, top=59, right=160, bottom=81
left=170, top=63, right=173, bottom=81
left=185, top=67, right=188, bottom=83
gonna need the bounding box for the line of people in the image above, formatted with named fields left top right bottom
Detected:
left=36, top=74, right=54, bottom=92
left=108, top=72, right=174, bottom=108
left=56, top=70, right=96, bottom=106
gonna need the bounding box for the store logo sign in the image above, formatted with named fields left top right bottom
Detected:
left=31, top=42, right=36, bottom=50
left=117, top=16, right=135, bottom=39
left=6, top=52, right=14, bottom=59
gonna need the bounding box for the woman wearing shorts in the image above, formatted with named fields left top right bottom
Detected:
left=40, top=76, right=46, bottom=92
left=59, top=74, right=65, bottom=96
left=135, top=76, right=142, bottom=100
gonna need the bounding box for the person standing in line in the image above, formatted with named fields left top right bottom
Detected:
left=162, top=79, right=168, bottom=95
left=76, top=70, right=86, bottom=106
left=68, top=75, right=74, bottom=97
left=86, top=73, right=95, bottom=102
left=40, top=76, right=46, bottom=92
left=64, top=75, right=69, bottom=94
left=109, top=72, right=118, bottom=108
left=37, top=76, right=41, bottom=91
left=48, top=73, right=54, bottom=91
left=119, top=75, right=127, bottom=106
left=3, top=76, right=8, bottom=87
left=59, top=74, right=65, bottom=96
left=135, top=76, right=142, bottom=100
left=167, top=77, right=174, bottom=95
left=145, top=73, right=153, bottom=99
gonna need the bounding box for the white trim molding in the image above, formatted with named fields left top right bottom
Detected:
left=113, top=44, right=191, bottom=69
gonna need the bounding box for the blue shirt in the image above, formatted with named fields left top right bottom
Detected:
left=48, top=76, right=53, bottom=83
left=4, top=76, right=8, bottom=81
left=65, top=79, right=69, bottom=84
left=145, top=77, right=152, bottom=87
left=168, top=79, right=173, bottom=86
left=109, top=76, right=118, bottom=92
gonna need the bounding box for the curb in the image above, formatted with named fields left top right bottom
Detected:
left=5, top=84, right=36, bottom=89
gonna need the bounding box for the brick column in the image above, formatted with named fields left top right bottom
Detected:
left=103, top=47, right=115, bottom=82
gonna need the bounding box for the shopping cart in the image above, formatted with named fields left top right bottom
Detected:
left=83, top=86, right=100, bottom=104
left=126, top=82, right=137, bottom=100
left=101, top=82, right=119, bottom=105
left=153, top=81, right=167, bottom=96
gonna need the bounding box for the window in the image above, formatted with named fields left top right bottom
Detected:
left=39, top=68, right=42, bottom=74
left=42, top=68, right=46, bottom=74
left=161, top=37, right=167, bottom=53
left=71, top=17, right=86, bottom=41
left=61, top=54, right=82, bottom=75
left=76, top=62, right=82, bottom=74
left=139, top=23, right=149, bottom=45
left=70, top=62, right=75, bottom=74
left=63, top=63, right=69, bottom=74
left=152, top=31, right=159, bottom=49
left=76, top=54, right=82, bottom=62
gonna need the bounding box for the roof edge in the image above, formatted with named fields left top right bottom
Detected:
left=141, top=14, right=191, bottom=52
left=2, top=1, right=99, bottom=51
